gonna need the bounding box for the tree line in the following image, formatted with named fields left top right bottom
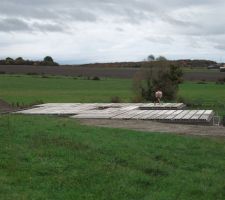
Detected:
left=0, top=56, right=59, bottom=66
left=146, top=54, right=217, bottom=68
left=146, top=55, right=167, bottom=61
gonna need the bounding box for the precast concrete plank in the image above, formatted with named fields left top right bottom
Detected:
left=119, top=105, right=139, bottom=111
left=173, top=110, right=191, bottom=120
left=131, top=110, right=150, bottom=119
left=139, top=103, right=185, bottom=110
left=165, top=110, right=183, bottom=120
left=176, top=103, right=186, bottom=109
left=154, top=110, right=172, bottom=120
left=156, top=110, right=177, bottom=120
left=113, top=110, right=147, bottom=119
left=16, top=103, right=214, bottom=124
left=156, top=110, right=176, bottom=120
left=128, top=110, right=149, bottom=119
left=72, top=113, right=113, bottom=119
left=160, top=103, right=172, bottom=108
left=182, top=110, right=198, bottom=120
left=35, top=103, right=81, bottom=107
left=191, top=110, right=206, bottom=120
left=141, top=110, right=162, bottom=119
left=199, top=110, right=214, bottom=121
left=149, top=110, right=169, bottom=119
left=135, top=110, right=156, bottom=119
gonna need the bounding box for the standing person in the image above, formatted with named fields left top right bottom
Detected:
left=155, top=90, right=163, bottom=104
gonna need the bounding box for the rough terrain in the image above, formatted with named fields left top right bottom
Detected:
left=79, top=119, right=225, bottom=137
left=0, top=99, right=14, bottom=113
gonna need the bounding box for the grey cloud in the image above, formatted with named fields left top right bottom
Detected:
left=178, top=25, right=225, bottom=37
left=161, top=14, right=198, bottom=27
left=214, top=44, right=225, bottom=51
left=0, top=0, right=201, bottom=24
left=33, top=23, right=65, bottom=32
left=116, top=27, right=124, bottom=32
left=210, top=36, right=225, bottom=51
left=146, top=36, right=174, bottom=44
left=0, top=1, right=97, bottom=22
left=1, top=0, right=224, bottom=29
left=0, top=18, right=31, bottom=32
left=1, top=0, right=225, bottom=60
left=0, top=18, right=67, bottom=33
left=68, top=9, right=97, bottom=22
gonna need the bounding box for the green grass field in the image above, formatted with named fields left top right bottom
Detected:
left=178, top=82, right=225, bottom=116
left=0, top=74, right=225, bottom=115
left=1, top=115, right=225, bottom=200
left=1, top=75, right=225, bottom=199
left=0, top=75, right=132, bottom=105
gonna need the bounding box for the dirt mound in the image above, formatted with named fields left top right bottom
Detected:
left=0, top=99, right=13, bottom=113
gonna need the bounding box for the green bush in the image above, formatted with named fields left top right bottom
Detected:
left=110, top=96, right=122, bottom=103
left=221, top=115, right=225, bottom=126
left=216, top=78, right=225, bottom=84
left=92, top=76, right=100, bottom=81
left=133, top=64, right=183, bottom=101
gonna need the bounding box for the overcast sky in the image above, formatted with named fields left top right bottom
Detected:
left=1, top=0, right=225, bottom=64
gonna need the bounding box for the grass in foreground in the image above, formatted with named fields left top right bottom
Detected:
left=0, top=115, right=225, bottom=200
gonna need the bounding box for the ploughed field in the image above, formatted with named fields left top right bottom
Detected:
left=0, top=65, right=225, bottom=81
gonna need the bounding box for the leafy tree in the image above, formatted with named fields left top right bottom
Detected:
left=42, top=56, right=59, bottom=66
left=0, top=56, right=58, bottom=66
left=147, top=55, right=155, bottom=61
left=133, top=64, right=183, bottom=102
left=5, top=57, right=14, bottom=65
left=43, top=56, right=54, bottom=63
left=15, top=57, right=24, bottom=65
left=169, top=64, right=183, bottom=84
left=156, top=56, right=167, bottom=61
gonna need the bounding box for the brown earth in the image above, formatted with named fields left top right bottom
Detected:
left=0, top=99, right=15, bottom=113
left=0, top=65, right=225, bottom=81
left=78, top=119, right=225, bottom=137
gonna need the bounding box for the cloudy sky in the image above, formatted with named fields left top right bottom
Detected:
left=1, top=0, right=225, bottom=64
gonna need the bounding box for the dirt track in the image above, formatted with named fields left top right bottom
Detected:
left=0, top=65, right=225, bottom=81
left=78, top=119, right=225, bottom=137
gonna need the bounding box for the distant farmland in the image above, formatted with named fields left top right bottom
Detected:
left=0, top=65, right=225, bottom=81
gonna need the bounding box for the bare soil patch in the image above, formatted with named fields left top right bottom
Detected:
left=0, top=99, right=14, bottom=113
left=78, top=119, right=225, bottom=137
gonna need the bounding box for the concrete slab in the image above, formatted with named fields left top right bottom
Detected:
left=139, top=103, right=186, bottom=110
left=165, top=110, right=183, bottom=120
left=113, top=110, right=147, bottom=119
left=16, top=103, right=214, bottom=124
left=191, top=110, right=205, bottom=120
left=148, top=110, right=169, bottom=120
left=140, top=110, right=161, bottom=119
left=199, top=110, right=214, bottom=122
left=182, top=110, right=198, bottom=120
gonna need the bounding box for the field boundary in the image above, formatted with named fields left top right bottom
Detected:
left=1, top=65, right=225, bottom=81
